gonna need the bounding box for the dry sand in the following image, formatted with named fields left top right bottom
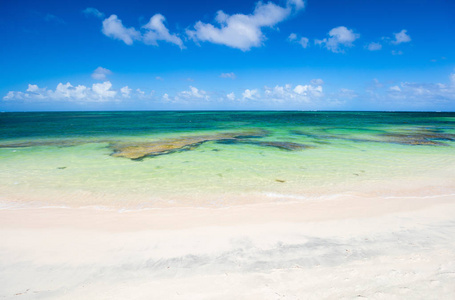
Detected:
left=1, top=194, right=455, bottom=299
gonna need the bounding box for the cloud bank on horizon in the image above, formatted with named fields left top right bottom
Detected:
left=1, top=0, right=454, bottom=111
left=4, top=67, right=455, bottom=111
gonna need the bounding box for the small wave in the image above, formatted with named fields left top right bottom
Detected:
left=382, top=193, right=455, bottom=200
left=0, top=201, right=28, bottom=210
left=263, top=193, right=309, bottom=200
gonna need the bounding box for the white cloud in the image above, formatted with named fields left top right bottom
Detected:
left=288, top=33, right=297, bottom=41
left=26, top=84, right=42, bottom=93
left=226, top=92, right=236, bottom=100
left=3, top=91, right=15, bottom=100
left=4, top=73, right=455, bottom=110
left=260, top=83, right=324, bottom=104
left=242, top=89, right=259, bottom=100
left=366, top=42, right=382, bottom=51
left=23, top=84, right=47, bottom=99
left=288, top=33, right=309, bottom=48
left=224, top=82, right=326, bottom=105
left=338, top=88, right=358, bottom=99
left=142, top=14, right=184, bottom=49
left=92, top=67, right=112, bottom=81
left=120, top=86, right=132, bottom=98
left=297, top=37, right=309, bottom=48
left=392, top=29, right=411, bottom=45
left=263, top=85, right=290, bottom=102
left=92, top=81, right=117, bottom=99
left=366, top=72, right=455, bottom=109
left=386, top=81, right=454, bottom=103
left=83, top=7, right=105, bottom=19
left=370, top=78, right=384, bottom=89
left=102, top=15, right=141, bottom=45
left=293, top=84, right=323, bottom=97
left=310, top=78, right=324, bottom=85
left=187, top=0, right=304, bottom=51
left=2, top=81, right=128, bottom=102
left=220, top=72, right=236, bottom=79
left=391, top=50, right=403, bottom=56
left=287, top=0, right=305, bottom=10
left=177, top=86, right=209, bottom=100
left=54, top=83, right=75, bottom=98
left=101, top=14, right=183, bottom=48
left=450, top=72, right=455, bottom=86
left=316, top=26, right=360, bottom=53
left=6, top=82, right=322, bottom=107
left=51, top=82, right=88, bottom=100
left=160, top=86, right=210, bottom=103
left=155, top=76, right=163, bottom=80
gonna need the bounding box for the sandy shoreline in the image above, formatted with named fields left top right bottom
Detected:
left=1, top=194, right=455, bottom=299
left=1, top=192, right=455, bottom=230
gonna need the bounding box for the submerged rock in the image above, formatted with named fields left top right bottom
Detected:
left=217, top=139, right=312, bottom=151
left=248, top=141, right=311, bottom=151
left=291, top=129, right=455, bottom=146
left=290, top=130, right=325, bottom=139
left=291, top=130, right=378, bottom=143
left=110, top=129, right=269, bottom=160
left=0, top=129, right=271, bottom=160
left=380, top=132, right=455, bottom=146
left=0, top=139, right=91, bottom=148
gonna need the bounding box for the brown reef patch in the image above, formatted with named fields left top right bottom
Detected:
left=291, top=129, right=455, bottom=146
left=216, top=138, right=312, bottom=151
left=0, top=140, right=92, bottom=148
left=110, top=130, right=270, bottom=160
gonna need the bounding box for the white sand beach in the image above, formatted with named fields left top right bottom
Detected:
left=1, top=193, right=455, bottom=299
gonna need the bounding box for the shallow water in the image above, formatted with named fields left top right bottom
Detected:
left=1, top=111, right=454, bottom=208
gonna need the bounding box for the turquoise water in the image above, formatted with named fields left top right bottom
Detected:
left=1, top=111, right=454, bottom=208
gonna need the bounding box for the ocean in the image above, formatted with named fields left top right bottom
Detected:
left=1, top=111, right=454, bottom=209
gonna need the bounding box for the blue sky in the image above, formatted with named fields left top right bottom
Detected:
left=1, top=0, right=454, bottom=111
